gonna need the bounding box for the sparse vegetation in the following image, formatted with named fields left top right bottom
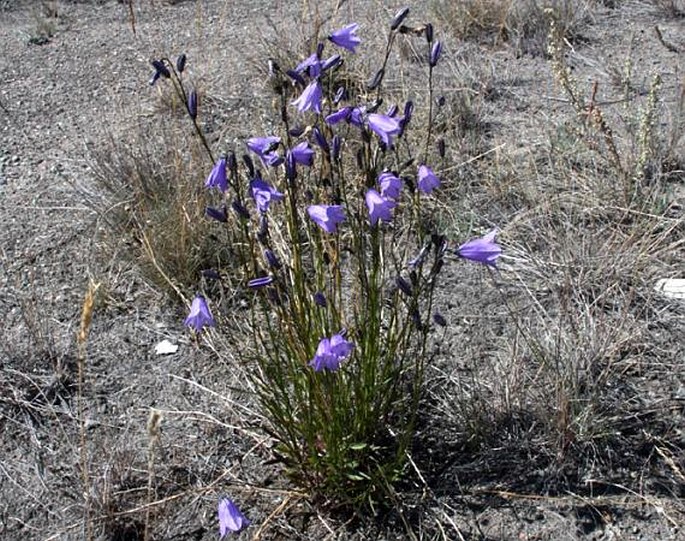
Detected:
left=0, top=0, right=682, bottom=540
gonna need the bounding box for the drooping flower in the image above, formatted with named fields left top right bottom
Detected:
left=289, top=141, right=315, bottom=166
left=295, top=52, right=321, bottom=77
left=250, top=176, right=284, bottom=213
left=307, top=204, right=346, bottom=233
left=292, top=80, right=323, bottom=114
left=365, top=189, right=396, bottom=226
left=326, top=106, right=352, bottom=125
left=368, top=113, right=401, bottom=147
left=378, top=171, right=402, bottom=200
left=328, top=23, right=361, bottom=53
left=218, top=497, right=250, bottom=537
left=205, top=158, right=228, bottom=192
left=417, top=164, right=440, bottom=194
left=247, top=276, right=274, bottom=289
left=309, top=333, right=355, bottom=372
left=456, top=229, right=502, bottom=267
left=184, top=295, right=215, bottom=333
left=247, top=136, right=282, bottom=167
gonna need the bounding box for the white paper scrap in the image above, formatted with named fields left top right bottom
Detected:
left=155, top=339, right=179, bottom=355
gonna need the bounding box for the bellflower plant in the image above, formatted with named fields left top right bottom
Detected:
left=159, top=11, right=499, bottom=510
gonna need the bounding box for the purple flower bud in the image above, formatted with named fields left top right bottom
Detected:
left=433, top=312, right=447, bottom=327
left=396, top=276, right=413, bottom=296
left=248, top=276, right=274, bottom=289
left=226, top=151, right=237, bottom=174
left=321, top=54, right=342, bottom=72
left=151, top=59, right=170, bottom=79
left=286, top=69, right=306, bottom=86
left=205, top=205, right=227, bottom=223
left=313, top=291, right=327, bottom=307
left=331, top=135, right=342, bottom=161
left=438, top=95, right=446, bottom=107
left=263, top=249, right=282, bottom=269
left=403, top=100, right=414, bottom=123
left=285, top=151, right=297, bottom=180
left=367, top=68, right=384, bottom=90
left=149, top=71, right=161, bottom=86
left=386, top=104, right=399, bottom=118
left=390, top=7, right=410, bottom=30
left=409, top=244, right=430, bottom=268
left=289, top=125, right=305, bottom=137
left=312, top=126, right=329, bottom=153
left=437, top=138, right=445, bottom=158
left=326, top=106, right=352, bottom=125
left=242, top=154, right=255, bottom=177
left=176, top=53, right=187, bottom=73
left=231, top=199, right=250, bottom=220
left=425, top=23, right=434, bottom=43
left=316, top=42, right=325, bottom=58
left=429, top=41, right=442, bottom=67
left=187, top=89, right=198, bottom=120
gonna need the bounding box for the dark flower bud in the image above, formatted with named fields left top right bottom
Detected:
left=226, top=152, right=237, bottom=174
left=437, top=138, right=445, bottom=158
left=316, top=42, right=325, bottom=58
left=409, top=243, right=430, bottom=268
left=433, top=312, right=447, bottom=327
left=386, top=104, right=399, bottom=117
left=313, top=291, right=327, bottom=307
left=367, top=97, right=383, bottom=113
left=289, top=125, right=305, bottom=137
left=286, top=69, right=306, bottom=87
left=176, top=53, right=187, bottom=73
left=411, top=308, right=422, bottom=329
left=205, top=205, right=227, bottom=223
left=331, top=135, right=342, bottom=161
left=391, top=7, right=410, bottom=30
left=268, top=58, right=280, bottom=75
left=438, top=95, right=446, bottom=107
left=396, top=276, right=413, bottom=296
left=433, top=259, right=444, bottom=275
left=263, top=249, right=282, bottom=269
left=367, top=68, right=384, bottom=91
left=333, top=86, right=347, bottom=105
left=149, top=71, right=161, bottom=86
left=151, top=59, right=170, bottom=79
left=242, top=154, right=255, bottom=177
left=231, top=199, right=250, bottom=220
left=429, top=41, right=442, bottom=67
left=409, top=270, right=419, bottom=286
left=403, top=100, right=414, bottom=123
left=285, top=151, right=297, bottom=180
left=187, top=89, right=198, bottom=120
left=257, top=213, right=269, bottom=243
left=201, top=269, right=221, bottom=280
left=425, top=23, right=434, bottom=43
left=356, top=148, right=364, bottom=170
left=312, top=126, right=329, bottom=153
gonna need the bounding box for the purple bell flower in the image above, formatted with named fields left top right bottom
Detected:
left=365, top=189, right=396, bottom=226
left=326, top=106, right=352, bottom=125
left=456, top=229, right=502, bottom=267
left=328, top=23, right=361, bottom=53
left=247, top=136, right=281, bottom=167
left=292, top=80, right=323, bottom=114
left=250, top=176, right=284, bottom=213
left=290, top=141, right=315, bottom=166
left=205, top=158, right=228, bottom=192
left=368, top=113, right=401, bottom=147
left=309, top=332, right=355, bottom=372
left=218, top=497, right=250, bottom=537
left=378, top=171, right=402, bottom=200
left=417, top=164, right=440, bottom=194
left=307, top=204, right=346, bottom=233
left=184, top=295, right=215, bottom=333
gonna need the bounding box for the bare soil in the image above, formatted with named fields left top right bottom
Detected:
left=1, top=1, right=683, bottom=540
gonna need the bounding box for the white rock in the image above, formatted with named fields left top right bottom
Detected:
left=155, top=339, right=179, bottom=355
